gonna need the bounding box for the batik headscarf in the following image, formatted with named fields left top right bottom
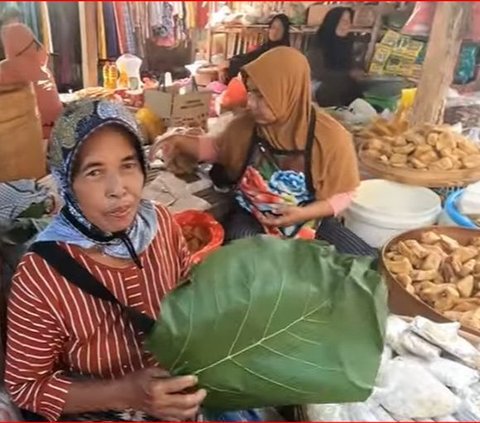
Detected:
left=36, top=100, right=157, bottom=267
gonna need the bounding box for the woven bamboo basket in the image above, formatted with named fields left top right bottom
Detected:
left=359, top=151, right=480, bottom=188
left=380, top=226, right=480, bottom=337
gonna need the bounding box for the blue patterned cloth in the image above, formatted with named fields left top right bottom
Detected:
left=36, top=100, right=158, bottom=260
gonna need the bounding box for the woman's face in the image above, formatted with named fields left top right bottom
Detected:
left=268, top=18, right=285, bottom=42
left=336, top=11, right=352, bottom=37
left=72, top=127, right=144, bottom=234
left=246, top=78, right=276, bottom=125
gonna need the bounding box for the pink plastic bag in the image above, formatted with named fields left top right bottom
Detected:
left=402, top=2, right=435, bottom=37
left=403, top=3, right=480, bottom=41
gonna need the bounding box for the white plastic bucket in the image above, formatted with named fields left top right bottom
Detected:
left=343, top=179, right=442, bottom=248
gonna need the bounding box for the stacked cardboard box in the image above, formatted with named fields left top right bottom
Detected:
left=369, top=30, right=426, bottom=78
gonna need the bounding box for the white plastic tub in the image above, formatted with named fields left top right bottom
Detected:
left=343, top=179, right=442, bottom=248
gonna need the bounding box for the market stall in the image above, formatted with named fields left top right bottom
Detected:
left=3, top=1, right=480, bottom=422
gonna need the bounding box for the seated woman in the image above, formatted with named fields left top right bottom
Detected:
left=220, top=14, right=290, bottom=84
left=4, top=100, right=207, bottom=421
left=306, top=7, right=362, bottom=107
left=153, top=47, right=375, bottom=256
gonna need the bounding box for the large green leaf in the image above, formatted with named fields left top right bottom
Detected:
left=147, top=237, right=387, bottom=410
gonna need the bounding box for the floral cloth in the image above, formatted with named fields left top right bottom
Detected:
left=236, top=140, right=316, bottom=239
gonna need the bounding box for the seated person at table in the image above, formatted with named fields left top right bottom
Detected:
left=152, top=47, right=376, bottom=256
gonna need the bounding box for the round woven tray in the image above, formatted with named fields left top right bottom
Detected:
left=380, top=226, right=480, bottom=337
left=359, top=151, right=480, bottom=188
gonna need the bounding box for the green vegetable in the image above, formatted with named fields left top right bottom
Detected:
left=147, top=237, right=387, bottom=410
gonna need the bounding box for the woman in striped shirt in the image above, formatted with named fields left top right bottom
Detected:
left=4, top=100, right=207, bottom=421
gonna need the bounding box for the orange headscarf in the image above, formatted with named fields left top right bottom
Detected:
left=0, top=23, right=63, bottom=139
left=244, top=46, right=311, bottom=151
left=215, top=47, right=360, bottom=200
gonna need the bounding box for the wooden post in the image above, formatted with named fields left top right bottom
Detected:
left=410, top=2, right=471, bottom=126
left=78, top=1, right=98, bottom=88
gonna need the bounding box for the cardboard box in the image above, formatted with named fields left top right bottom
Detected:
left=369, top=62, right=386, bottom=75
left=381, top=30, right=402, bottom=47
left=372, top=44, right=393, bottom=65
left=384, top=53, right=417, bottom=77
left=396, top=36, right=425, bottom=59
left=144, top=88, right=211, bottom=129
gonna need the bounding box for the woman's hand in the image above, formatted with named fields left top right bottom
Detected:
left=126, top=368, right=207, bottom=421
left=258, top=205, right=307, bottom=228
left=258, top=200, right=335, bottom=228
left=149, top=133, right=199, bottom=163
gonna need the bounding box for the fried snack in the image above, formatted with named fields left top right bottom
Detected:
left=360, top=117, right=480, bottom=172
left=385, top=230, right=480, bottom=332
left=181, top=225, right=210, bottom=253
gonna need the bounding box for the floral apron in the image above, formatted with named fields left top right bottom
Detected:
left=236, top=109, right=317, bottom=239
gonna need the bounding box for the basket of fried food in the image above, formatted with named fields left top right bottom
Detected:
left=381, top=226, right=480, bottom=336
left=174, top=210, right=224, bottom=264
left=74, top=87, right=117, bottom=101
left=358, top=114, right=480, bottom=187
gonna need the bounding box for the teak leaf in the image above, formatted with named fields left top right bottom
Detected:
left=147, top=237, right=387, bottom=410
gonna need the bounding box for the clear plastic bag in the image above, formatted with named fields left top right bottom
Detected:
left=375, top=357, right=461, bottom=419
left=386, top=316, right=441, bottom=359
left=0, top=390, right=21, bottom=422
left=305, top=403, right=350, bottom=422
left=411, top=317, right=480, bottom=369
left=386, top=315, right=410, bottom=354
left=406, top=355, right=479, bottom=390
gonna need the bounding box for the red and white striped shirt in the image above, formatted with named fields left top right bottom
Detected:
left=5, top=205, right=191, bottom=421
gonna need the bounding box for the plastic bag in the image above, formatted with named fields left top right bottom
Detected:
left=386, top=316, right=440, bottom=359
left=411, top=317, right=480, bottom=369
left=407, top=355, right=479, bottom=390
left=174, top=210, right=224, bottom=264
left=454, top=45, right=478, bottom=85
left=375, top=357, right=461, bottom=419
left=220, top=77, right=248, bottom=110
left=305, top=403, right=350, bottom=422
left=0, top=390, right=21, bottom=422
left=386, top=315, right=410, bottom=354
left=402, top=3, right=435, bottom=37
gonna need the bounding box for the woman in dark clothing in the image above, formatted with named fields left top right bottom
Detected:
left=220, top=14, right=291, bottom=83
left=306, top=7, right=362, bottom=107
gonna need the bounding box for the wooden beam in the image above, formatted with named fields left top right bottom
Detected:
left=410, top=2, right=471, bottom=126
left=78, top=1, right=98, bottom=88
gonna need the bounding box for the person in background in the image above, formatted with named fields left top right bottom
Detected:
left=0, top=23, right=62, bottom=140
left=4, top=100, right=208, bottom=422
left=152, top=47, right=376, bottom=256
left=220, top=13, right=291, bottom=84
left=306, top=7, right=363, bottom=107
left=0, top=179, right=57, bottom=289
left=0, top=4, right=22, bottom=60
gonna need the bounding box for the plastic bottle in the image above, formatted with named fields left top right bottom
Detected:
left=108, top=62, right=118, bottom=90
left=102, top=62, right=110, bottom=88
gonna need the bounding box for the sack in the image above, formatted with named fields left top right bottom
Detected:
left=0, top=83, right=45, bottom=182
left=144, top=77, right=211, bottom=130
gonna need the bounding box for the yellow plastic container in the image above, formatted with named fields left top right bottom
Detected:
left=400, top=88, right=417, bottom=109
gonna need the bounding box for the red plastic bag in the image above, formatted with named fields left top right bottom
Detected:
left=174, top=210, right=224, bottom=264
left=470, top=4, right=480, bottom=41
left=402, top=2, right=435, bottom=37
left=221, top=76, right=248, bottom=110
left=403, top=3, right=480, bottom=41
